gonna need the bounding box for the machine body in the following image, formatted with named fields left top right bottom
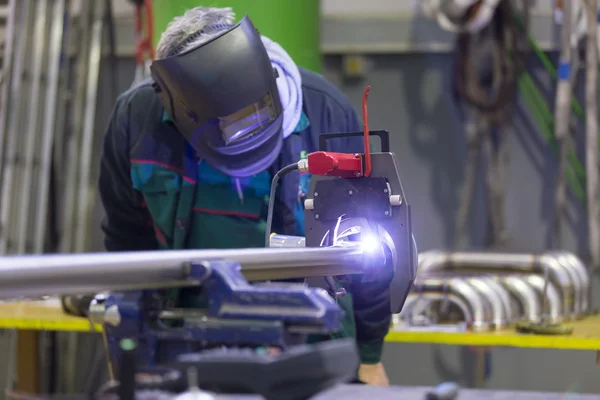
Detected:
left=303, top=130, right=417, bottom=314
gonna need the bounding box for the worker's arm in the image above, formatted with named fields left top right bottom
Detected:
left=98, top=95, right=158, bottom=252
left=320, top=89, right=391, bottom=385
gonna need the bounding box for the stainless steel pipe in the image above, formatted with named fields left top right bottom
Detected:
left=410, top=277, right=491, bottom=331
left=0, top=244, right=367, bottom=299
left=547, top=251, right=590, bottom=315
left=496, top=276, right=542, bottom=323
left=418, top=251, right=577, bottom=318
left=462, top=277, right=511, bottom=328
left=521, top=274, right=563, bottom=324
left=397, top=292, right=477, bottom=330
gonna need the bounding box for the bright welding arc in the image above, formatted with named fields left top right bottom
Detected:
left=362, top=85, right=372, bottom=177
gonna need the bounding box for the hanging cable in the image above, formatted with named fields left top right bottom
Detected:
left=264, top=163, right=300, bottom=247
left=453, top=0, right=528, bottom=125
left=452, top=1, right=529, bottom=249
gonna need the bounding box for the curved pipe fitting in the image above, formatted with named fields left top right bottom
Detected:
left=463, top=277, right=511, bottom=329
left=546, top=251, right=590, bottom=315
left=478, top=276, right=515, bottom=323
left=418, top=251, right=576, bottom=319
left=521, top=274, right=563, bottom=324
left=398, top=292, right=474, bottom=329
left=411, top=277, right=491, bottom=331
left=496, top=276, right=542, bottom=323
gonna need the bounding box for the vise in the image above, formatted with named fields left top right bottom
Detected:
left=88, top=259, right=351, bottom=367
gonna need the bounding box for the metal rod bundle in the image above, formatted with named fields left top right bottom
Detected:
left=0, top=0, right=113, bottom=256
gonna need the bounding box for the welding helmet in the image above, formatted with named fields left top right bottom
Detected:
left=150, top=15, right=283, bottom=177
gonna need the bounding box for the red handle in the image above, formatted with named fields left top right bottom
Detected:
left=135, top=0, right=155, bottom=64
left=362, top=86, right=372, bottom=177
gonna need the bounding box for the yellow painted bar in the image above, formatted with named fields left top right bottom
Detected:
left=2, top=301, right=600, bottom=351
left=387, top=317, right=600, bottom=351
left=0, top=301, right=102, bottom=332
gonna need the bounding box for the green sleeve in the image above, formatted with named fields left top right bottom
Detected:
left=358, top=342, right=384, bottom=364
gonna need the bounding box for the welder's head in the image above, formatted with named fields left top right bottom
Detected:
left=150, top=7, right=283, bottom=177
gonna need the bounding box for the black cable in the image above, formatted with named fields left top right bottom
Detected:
left=264, top=163, right=299, bottom=247
left=453, top=0, right=529, bottom=126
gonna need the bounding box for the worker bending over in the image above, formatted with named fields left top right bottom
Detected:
left=99, top=6, right=391, bottom=385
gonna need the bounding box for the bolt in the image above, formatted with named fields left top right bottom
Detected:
left=355, top=172, right=361, bottom=177
left=315, top=214, right=320, bottom=219
left=348, top=190, right=353, bottom=195
left=384, top=211, right=389, bottom=216
left=314, top=192, right=319, bottom=197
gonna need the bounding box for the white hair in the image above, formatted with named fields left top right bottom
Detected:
left=156, top=7, right=236, bottom=59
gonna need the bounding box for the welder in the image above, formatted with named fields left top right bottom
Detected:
left=98, top=6, right=391, bottom=385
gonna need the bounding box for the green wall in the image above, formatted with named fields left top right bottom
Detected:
left=151, top=0, right=321, bottom=72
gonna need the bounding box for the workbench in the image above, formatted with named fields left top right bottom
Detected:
left=2, top=300, right=600, bottom=398
left=301, top=385, right=600, bottom=399
left=6, top=384, right=599, bottom=399
left=2, top=299, right=600, bottom=351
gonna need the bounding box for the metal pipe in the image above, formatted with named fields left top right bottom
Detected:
left=0, top=244, right=368, bottom=299
left=411, top=277, right=490, bottom=331
left=418, top=251, right=575, bottom=317
left=0, top=0, right=33, bottom=254
left=585, top=0, right=600, bottom=270
left=60, top=0, right=93, bottom=253
left=552, top=0, right=574, bottom=249
left=478, top=277, right=514, bottom=323
left=521, top=274, right=563, bottom=324
left=74, top=0, right=104, bottom=252
left=463, top=277, right=510, bottom=328
left=0, top=0, right=17, bottom=187
left=16, top=0, right=48, bottom=254
left=546, top=251, right=589, bottom=315
left=397, top=292, right=474, bottom=330
left=496, top=276, right=541, bottom=323
left=34, top=0, right=66, bottom=254
left=269, top=234, right=306, bottom=248
left=563, top=252, right=590, bottom=314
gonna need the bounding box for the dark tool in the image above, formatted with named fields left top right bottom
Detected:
left=425, top=382, right=460, bottom=400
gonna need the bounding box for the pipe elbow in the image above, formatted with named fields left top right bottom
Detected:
left=465, top=277, right=510, bottom=328
left=410, top=277, right=490, bottom=331
left=498, top=276, right=542, bottom=323
left=554, top=251, right=590, bottom=315
left=398, top=292, right=474, bottom=329
left=537, top=254, right=576, bottom=318
left=522, top=274, right=563, bottom=324
left=417, top=250, right=449, bottom=274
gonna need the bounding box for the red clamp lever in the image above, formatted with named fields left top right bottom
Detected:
left=302, top=86, right=373, bottom=178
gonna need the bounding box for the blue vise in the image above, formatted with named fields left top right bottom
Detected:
left=89, top=260, right=345, bottom=372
